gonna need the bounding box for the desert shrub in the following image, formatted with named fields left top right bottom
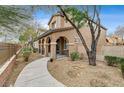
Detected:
left=50, top=58, right=53, bottom=62
left=23, top=47, right=32, bottom=52
left=33, top=48, right=38, bottom=53
left=22, top=47, right=32, bottom=62
left=105, top=56, right=124, bottom=78
left=111, top=56, right=117, bottom=65
left=116, top=57, right=121, bottom=64
left=70, top=52, right=80, bottom=61
left=120, top=58, right=124, bottom=64
left=105, top=56, right=116, bottom=66
left=121, top=63, right=124, bottom=78
left=105, top=56, right=124, bottom=66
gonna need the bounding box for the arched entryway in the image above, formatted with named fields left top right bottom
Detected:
left=38, top=40, right=41, bottom=53
left=46, top=37, right=51, bottom=56
left=41, top=39, right=45, bottom=55
left=56, top=36, right=69, bottom=58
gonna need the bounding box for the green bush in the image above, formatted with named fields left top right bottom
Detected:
left=110, top=56, right=117, bottom=65
left=105, top=56, right=124, bottom=79
left=105, top=56, right=114, bottom=66
left=70, top=52, right=80, bottom=61
left=120, top=58, right=124, bottom=64
left=104, top=56, right=124, bottom=66
left=121, top=63, right=124, bottom=78
left=49, top=58, right=53, bottom=62
left=23, top=47, right=32, bottom=52
left=33, top=48, right=38, bottom=53
left=22, top=47, right=32, bottom=62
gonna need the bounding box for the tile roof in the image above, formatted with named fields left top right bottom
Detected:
left=37, top=27, right=74, bottom=40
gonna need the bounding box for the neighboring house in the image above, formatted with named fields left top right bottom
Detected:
left=106, top=35, right=123, bottom=45
left=34, top=12, right=107, bottom=59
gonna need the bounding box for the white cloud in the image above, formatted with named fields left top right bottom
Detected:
left=35, top=18, right=49, bottom=30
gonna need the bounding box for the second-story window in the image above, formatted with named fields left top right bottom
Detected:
left=52, top=21, right=56, bottom=29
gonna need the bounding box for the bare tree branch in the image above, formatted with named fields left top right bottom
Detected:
left=95, top=8, right=101, bottom=45
left=57, top=5, right=89, bottom=52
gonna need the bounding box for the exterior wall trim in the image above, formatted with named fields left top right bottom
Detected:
left=68, top=43, right=75, bottom=46
left=51, top=42, right=57, bottom=45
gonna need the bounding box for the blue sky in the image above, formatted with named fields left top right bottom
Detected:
left=100, top=5, right=124, bottom=35
left=34, top=5, right=124, bottom=35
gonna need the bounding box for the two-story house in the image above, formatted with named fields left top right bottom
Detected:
left=34, top=12, right=107, bottom=60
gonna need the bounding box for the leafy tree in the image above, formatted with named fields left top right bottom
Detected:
left=19, top=27, right=36, bottom=43
left=0, top=6, right=32, bottom=43
left=57, top=5, right=102, bottom=66
left=0, top=6, right=31, bottom=31
left=0, top=32, right=2, bottom=35
left=19, top=26, right=45, bottom=48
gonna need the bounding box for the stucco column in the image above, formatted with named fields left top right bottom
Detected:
left=40, top=44, right=44, bottom=56
left=39, top=44, right=42, bottom=55
left=44, top=43, right=49, bottom=57
left=50, top=42, right=57, bottom=59
left=68, top=43, right=76, bottom=56
left=38, top=44, right=41, bottom=53
left=59, top=38, right=62, bottom=54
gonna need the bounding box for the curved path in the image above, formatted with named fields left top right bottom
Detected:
left=14, top=57, right=65, bottom=87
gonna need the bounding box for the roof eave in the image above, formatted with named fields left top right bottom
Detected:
left=48, top=14, right=64, bottom=25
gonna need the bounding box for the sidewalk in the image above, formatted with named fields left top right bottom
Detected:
left=14, top=57, right=65, bottom=87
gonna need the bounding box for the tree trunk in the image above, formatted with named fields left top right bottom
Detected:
left=87, top=51, right=96, bottom=66
left=57, top=5, right=100, bottom=66
left=30, top=41, right=35, bottom=50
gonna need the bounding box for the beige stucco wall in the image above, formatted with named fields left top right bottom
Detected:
left=77, top=25, right=106, bottom=55
left=49, top=16, right=65, bottom=29
left=38, top=25, right=106, bottom=59
left=49, top=15, right=72, bottom=29
left=38, top=14, right=107, bottom=59
left=49, top=15, right=106, bottom=55
left=38, top=29, right=76, bottom=58
left=103, top=45, right=124, bottom=57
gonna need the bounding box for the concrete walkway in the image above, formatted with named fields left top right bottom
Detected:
left=14, top=57, right=65, bottom=87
